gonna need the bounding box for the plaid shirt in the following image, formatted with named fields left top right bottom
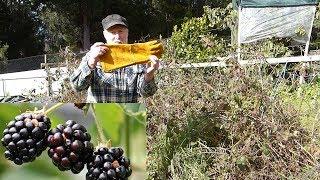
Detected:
left=70, top=53, right=157, bottom=103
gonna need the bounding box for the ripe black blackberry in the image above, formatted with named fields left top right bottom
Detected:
left=1, top=113, right=51, bottom=165
left=47, top=120, right=93, bottom=174
left=86, top=147, right=132, bottom=180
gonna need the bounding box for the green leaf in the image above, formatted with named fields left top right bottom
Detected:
left=124, top=116, right=147, bottom=172
left=118, top=104, right=147, bottom=135
left=0, top=103, right=20, bottom=126
left=121, top=103, right=142, bottom=113
left=0, top=104, right=21, bottom=155
left=48, top=113, right=66, bottom=128
left=129, top=112, right=146, bottom=134
left=0, top=167, right=70, bottom=180
left=93, top=104, right=124, bottom=144
left=0, top=157, right=9, bottom=176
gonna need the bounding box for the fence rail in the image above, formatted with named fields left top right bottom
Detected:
left=0, top=51, right=87, bottom=74
left=1, top=54, right=320, bottom=98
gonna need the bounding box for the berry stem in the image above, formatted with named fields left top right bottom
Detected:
left=124, top=112, right=131, bottom=159
left=44, top=103, right=64, bottom=115
left=91, top=104, right=108, bottom=145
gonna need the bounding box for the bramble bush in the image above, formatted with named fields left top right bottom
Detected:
left=146, top=4, right=320, bottom=180
left=146, top=63, right=320, bottom=179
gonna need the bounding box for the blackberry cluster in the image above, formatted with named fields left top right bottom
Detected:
left=47, top=120, right=94, bottom=174
left=1, top=113, right=51, bottom=165
left=86, top=147, right=132, bottom=180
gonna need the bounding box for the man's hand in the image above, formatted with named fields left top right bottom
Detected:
left=87, top=42, right=109, bottom=69
left=144, top=55, right=160, bottom=82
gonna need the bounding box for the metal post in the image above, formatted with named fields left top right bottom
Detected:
left=304, top=7, right=316, bottom=56
left=237, top=5, right=242, bottom=64
left=1, top=78, right=5, bottom=98
left=300, top=6, right=316, bottom=84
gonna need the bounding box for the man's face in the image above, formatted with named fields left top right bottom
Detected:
left=103, top=25, right=128, bottom=44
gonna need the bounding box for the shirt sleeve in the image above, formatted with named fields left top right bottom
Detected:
left=70, top=53, right=94, bottom=91
left=137, top=65, right=158, bottom=97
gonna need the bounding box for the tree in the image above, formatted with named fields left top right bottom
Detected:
left=0, top=0, right=44, bottom=59
left=0, top=42, right=9, bottom=72
left=0, top=0, right=233, bottom=59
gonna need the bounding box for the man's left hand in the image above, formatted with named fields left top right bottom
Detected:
left=144, top=55, right=160, bottom=82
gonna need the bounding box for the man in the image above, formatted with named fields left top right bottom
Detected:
left=70, top=14, right=160, bottom=103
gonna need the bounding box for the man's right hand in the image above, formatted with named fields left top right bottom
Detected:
left=87, top=42, right=109, bottom=69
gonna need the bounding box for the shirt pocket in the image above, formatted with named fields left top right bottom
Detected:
left=126, top=66, right=143, bottom=88
left=95, top=69, right=115, bottom=86
left=126, top=71, right=138, bottom=87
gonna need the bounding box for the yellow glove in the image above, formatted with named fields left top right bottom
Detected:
left=99, top=40, right=164, bottom=72
left=144, top=40, right=164, bottom=57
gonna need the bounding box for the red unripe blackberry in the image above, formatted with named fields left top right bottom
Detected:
left=86, top=147, right=132, bottom=180
left=47, top=120, right=93, bottom=174
left=1, top=113, right=51, bottom=165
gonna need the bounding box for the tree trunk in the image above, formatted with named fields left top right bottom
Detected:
left=82, top=0, right=90, bottom=50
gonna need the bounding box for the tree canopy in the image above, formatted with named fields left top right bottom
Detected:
left=0, top=0, right=230, bottom=59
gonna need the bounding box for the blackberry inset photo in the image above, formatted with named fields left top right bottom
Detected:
left=0, top=103, right=146, bottom=180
